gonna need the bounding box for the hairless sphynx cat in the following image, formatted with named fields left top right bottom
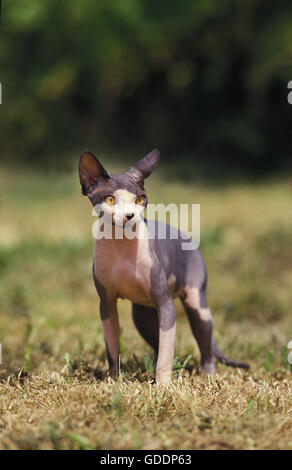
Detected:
left=78, top=149, right=249, bottom=385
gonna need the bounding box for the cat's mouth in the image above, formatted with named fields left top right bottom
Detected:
left=112, top=219, right=137, bottom=228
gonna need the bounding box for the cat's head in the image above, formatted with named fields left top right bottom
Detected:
left=78, top=149, right=160, bottom=226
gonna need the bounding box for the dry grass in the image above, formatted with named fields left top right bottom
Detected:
left=1, top=371, right=292, bottom=450
left=0, top=163, right=291, bottom=449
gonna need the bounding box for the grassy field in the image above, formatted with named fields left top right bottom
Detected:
left=0, top=160, right=291, bottom=450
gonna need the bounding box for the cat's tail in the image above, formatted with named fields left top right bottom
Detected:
left=212, top=337, right=250, bottom=370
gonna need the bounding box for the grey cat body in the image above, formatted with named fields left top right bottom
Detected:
left=79, top=149, right=249, bottom=385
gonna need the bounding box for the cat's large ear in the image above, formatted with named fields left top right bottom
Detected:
left=78, top=150, right=109, bottom=195
left=127, top=149, right=160, bottom=183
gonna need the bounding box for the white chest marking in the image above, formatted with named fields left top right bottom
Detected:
left=94, top=224, right=153, bottom=306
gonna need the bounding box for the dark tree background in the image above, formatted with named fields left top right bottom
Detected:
left=0, top=0, right=292, bottom=174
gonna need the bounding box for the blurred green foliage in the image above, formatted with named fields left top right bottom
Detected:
left=1, top=0, right=292, bottom=172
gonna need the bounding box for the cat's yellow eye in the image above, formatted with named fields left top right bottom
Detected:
left=104, top=195, right=115, bottom=205
left=136, top=195, right=146, bottom=205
